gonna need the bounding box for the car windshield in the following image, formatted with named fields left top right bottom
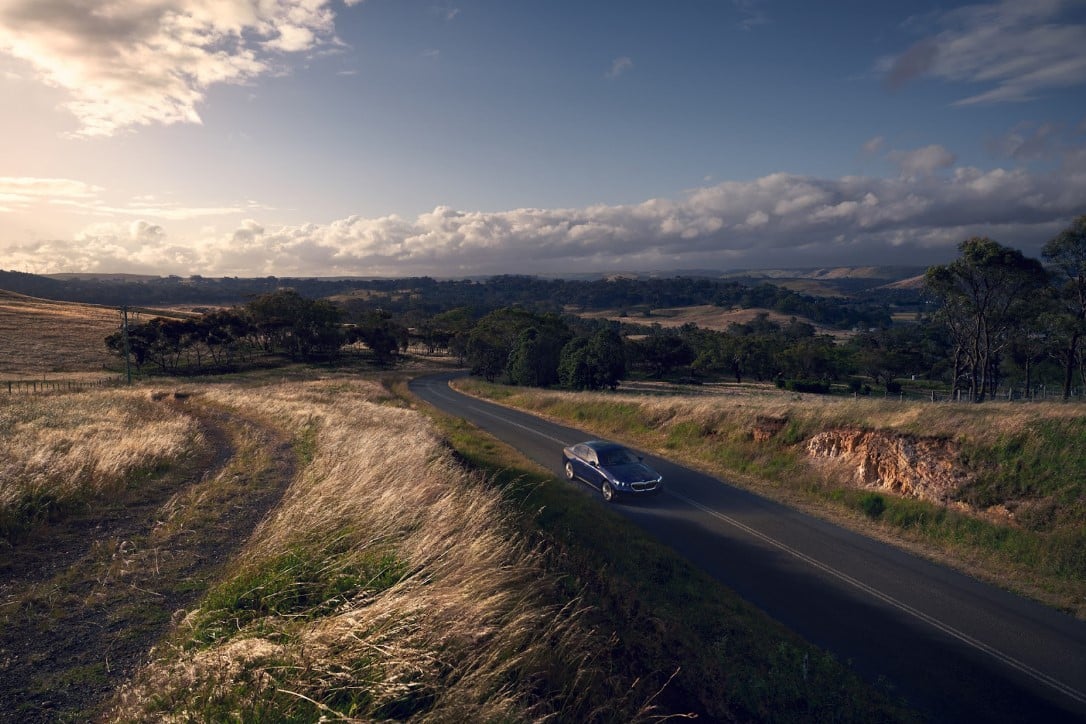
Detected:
left=599, top=448, right=638, bottom=466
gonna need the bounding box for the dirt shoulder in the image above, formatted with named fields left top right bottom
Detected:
left=0, top=395, right=296, bottom=723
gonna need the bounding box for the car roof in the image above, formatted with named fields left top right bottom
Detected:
left=583, top=440, right=624, bottom=452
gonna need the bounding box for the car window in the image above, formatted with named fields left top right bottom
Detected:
left=600, top=448, right=638, bottom=466
left=573, top=444, right=592, bottom=461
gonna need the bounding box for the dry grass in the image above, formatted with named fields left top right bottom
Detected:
left=0, top=390, right=201, bottom=535
left=106, top=380, right=617, bottom=722
left=0, top=289, right=194, bottom=379
left=0, top=290, right=124, bottom=377
left=576, top=304, right=849, bottom=337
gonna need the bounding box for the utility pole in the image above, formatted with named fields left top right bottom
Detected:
left=122, top=305, right=132, bottom=385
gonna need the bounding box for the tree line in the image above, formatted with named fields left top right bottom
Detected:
left=106, top=290, right=408, bottom=375
left=102, top=217, right=1086, bottom=401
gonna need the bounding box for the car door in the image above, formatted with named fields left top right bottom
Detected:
left=571, top=445, right=597, bottom=485
left=582, top=447, right=604, bottom=488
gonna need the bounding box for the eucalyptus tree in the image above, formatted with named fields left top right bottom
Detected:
left=924, top=237, right=1048, bottom=401
left=1042, top=216, right=1086, bottom=399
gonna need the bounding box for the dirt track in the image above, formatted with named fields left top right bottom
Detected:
left=0, top=396, right=296, bottom=723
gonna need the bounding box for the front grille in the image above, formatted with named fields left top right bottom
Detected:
left=631, top=481, right=658, bottom=492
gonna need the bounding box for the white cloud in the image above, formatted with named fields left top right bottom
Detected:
left=0, top=176, right=102, bottom=209
left=880, top=0, right=1086, bottom=104
left=862, top=136, right=886, bottom=155
left=0, top=1, right=350, bottom=136
left=6, top=152, right=1084, bottom=277
left=605, top=56, right=633, bottom=80
left=887, top=144, right=957, bottom=177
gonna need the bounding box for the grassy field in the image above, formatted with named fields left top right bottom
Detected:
left=455, top=380, right=1086, bottom=619
left=0, top=291, right=921, bottom=719
left=0, top=289, right=191, bottom=379
left=575, top=304, right=851, bottom=337
left=0, top=376, right=917, bottom=721
left=0, top=390, right=201, bottom=540
left=0, top=290, right=123, bottom=377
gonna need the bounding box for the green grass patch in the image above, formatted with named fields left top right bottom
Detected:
left=962, top=418, right=1086, bottom=515
left=188, top=542, right=406, bottom=649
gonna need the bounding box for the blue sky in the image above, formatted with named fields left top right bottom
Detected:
left=0, top=0, right=1084, bottom=277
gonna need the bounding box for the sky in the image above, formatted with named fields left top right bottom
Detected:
left=0, top=0, right=1085, bottom=278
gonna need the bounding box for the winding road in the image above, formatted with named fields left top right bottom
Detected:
left=411, top=372, right=1086, bottom=723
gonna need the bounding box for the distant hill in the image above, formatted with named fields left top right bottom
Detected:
left=0, top=289, right=120, bottom=377
left=719, top=266, right=927, bottom=297
left=577, top=304, right=853, bottom=338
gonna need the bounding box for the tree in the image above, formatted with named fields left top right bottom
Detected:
left=925, top=238, right=1047, bottom=401
left=1042, top=215, right=1086, bottom=399
left=466, top=308, right=571, bottom=384
left=559, top=329, right=627, bottom=390
left=633, top=332, right=695, bottom=379
left=246, top=289, right=343, bottom=360
left=508, top=327, right=565, bottom=386
left=350, top=309, right=404, bottom=366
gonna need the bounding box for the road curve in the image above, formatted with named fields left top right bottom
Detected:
left=410, top=372, right=1086, bottom=723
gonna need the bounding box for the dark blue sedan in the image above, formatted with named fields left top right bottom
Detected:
left=561, top=440, right=662, bottom=502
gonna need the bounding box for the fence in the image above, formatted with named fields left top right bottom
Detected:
left=3, top=378, right=119, bottom=394
left=886, top=385, right=1081, bottom=403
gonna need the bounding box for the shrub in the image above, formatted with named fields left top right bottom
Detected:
left=859, top=492, right=886, bottom=519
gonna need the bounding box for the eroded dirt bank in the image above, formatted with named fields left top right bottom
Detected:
left=805, top=429, right=971, bottom=505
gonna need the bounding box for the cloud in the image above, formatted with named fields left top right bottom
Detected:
left=887, top=144, right=957, bottom=177
left=862, top=136, right=886, bottom=155
left=7, top=150, right=1084, bottom=277
left=879, top=0, right=1086, bottom=104
left=0, top=0, right=351, bottom=136
left=436, top=5, right=461, bottom=22
left=987, top=121, right=1065, bottom=161
left=0, top=176, right=247, bottom=223
left=605, top=56, right=632, bottom=79
left=732, top=0, right=769, bottom=31
left=0, top=176, right=102, bottom=209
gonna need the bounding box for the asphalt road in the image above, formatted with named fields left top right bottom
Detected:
left=410, top=372, right=1086, bottom=723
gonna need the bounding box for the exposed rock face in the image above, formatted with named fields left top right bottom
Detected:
left=752, top=415, right=787, bottom=442
left=805, top=429, right=970, bottom=504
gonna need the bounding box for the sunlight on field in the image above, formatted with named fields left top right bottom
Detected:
left=0, top=390, right=201, bottom=530
left=0, top=290, right=121, bottom=377
left=108, top=380, right=603, bottom=721
left=576, top=303, right=851, bottom=337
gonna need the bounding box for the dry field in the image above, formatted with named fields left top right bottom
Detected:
left=0, top=290, right=197, bottom=380
left=577, top=303, right=849, bottom=337
left=1, top=377, right=633, bottom=720
left=0, top=290, right=123, bottom=378
left=0, top=390, right=200, bottom=536
left=103, top=379, right=623, bottom=721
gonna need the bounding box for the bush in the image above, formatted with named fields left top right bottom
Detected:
left=859, top=492, right=886, bottom=519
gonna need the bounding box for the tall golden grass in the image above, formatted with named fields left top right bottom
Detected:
left=0, top=391, right=200, bottom=529
left=107, top=380, right=621, bottom=721
left=0, top=290, right=124, bottom=377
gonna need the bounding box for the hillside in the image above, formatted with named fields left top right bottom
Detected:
left=578, top=303, right=852, bottom=337
left=0, top=289, right=121, bottom=377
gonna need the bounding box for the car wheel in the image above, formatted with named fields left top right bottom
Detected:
left=601, top=481, right=615, bottom=502
left=564, top=461, right=575, bottom=480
